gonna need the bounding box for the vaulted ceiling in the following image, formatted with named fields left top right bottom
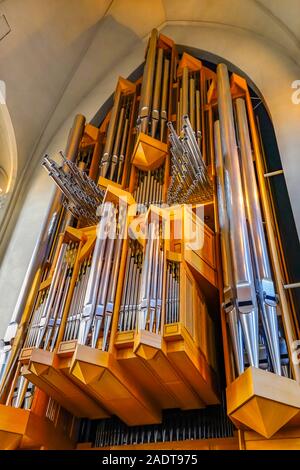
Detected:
left=0, top=0, right=300, bottom=209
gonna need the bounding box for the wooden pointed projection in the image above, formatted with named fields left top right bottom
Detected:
left=226, top=367, right=300, bottom=438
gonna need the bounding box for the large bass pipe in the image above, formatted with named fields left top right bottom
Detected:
left=160, top=58, right=170, bottom=141
left=151, top=48, right=164, bottom=138
left=0, top=114, right=85, bottom=395
left=182, top=67, right=189, bottom=117
left=117, top=103, right=130, bottom=184
left=100, top=84, right=123, bottom=178
left=138, top=29, right=158, bottom=134
left=236, top=98, right=281, bottom=375
left=109, top=103, right=125, bottom=180
left=214, top=121, right=244, bottom=376
left=217, top=63, right=259, bottom=368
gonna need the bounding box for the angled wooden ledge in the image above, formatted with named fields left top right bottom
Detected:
left=131, top=329, right=205, bottom=410
left=70, top=344, right=161, bottom=426
left=164, top=323, right=220, bottom=406
left=23, top=348, right=107, bottom=419
left=0, top=405, right=74, bottom=450
left=226, top=367, right=300, bottom=438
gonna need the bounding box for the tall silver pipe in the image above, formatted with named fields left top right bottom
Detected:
left=109, top=105, right=125, bottom=180
left=92, top=236, right=114, bottom=348
left=100, top=86, right=122, bottom=177
left=151, top=48, right=164, bottom=138
left=236, top=98, right=281, bottom=375
left=217, top=63, right=259, bottom=368
left=138, top=223, right=156, bottom=330
left=138, top=29, right=158, bottom=134
left=160, top=58, right=169, bottom=141
left=214, top=120, right=244, bottom=375
left=78, top=203, right=114, bottom=344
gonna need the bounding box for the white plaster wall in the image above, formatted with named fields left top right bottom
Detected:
left=0, top=22, right=300, bottom=338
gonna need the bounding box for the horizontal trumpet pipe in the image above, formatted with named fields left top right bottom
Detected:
left=264, top=170, right=284, bottom=178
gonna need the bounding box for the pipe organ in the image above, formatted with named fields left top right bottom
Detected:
left=1, top=29, right=300, bottom=451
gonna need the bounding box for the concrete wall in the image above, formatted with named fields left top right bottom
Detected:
left=0, top=21, right=299, bottom=338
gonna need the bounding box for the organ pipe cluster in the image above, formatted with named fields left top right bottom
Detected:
left=165, top=261, right=180, bottom=324
left=133, top=167, right=164, bottom=211
left=118, top=240, right=143, bottom=332
left=215, top=64, right=284, bottom=377
left=167, top=115, right=213, bottom=204
left=77, top=203, right=125, bottom=351
left=43, top=153, right=104, bottom=225
left=137, top=219, right=164, bottom=334
left=137, top=29, right=170, bottom=140
left=100, top=91, right=134, bottom=182
left=24, top=241, right=79, bottom=352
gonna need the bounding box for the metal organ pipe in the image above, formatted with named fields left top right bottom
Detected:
left=138, top=29, right=158, bottom=134
left=217, top=63, right=259, bottom=368
left=109, top=104, right=125, bottom=180
left=182, top=67, right=189, bottom=118
left=100, top=85, right=123, bottom=178
left=235, top=98, right=281, bottom=375
left=214, top=120, right=244, bottom=376
left=160, top=59, right=169, bottom=141
left=151, top=48, right=164, bottom=138
left=77, top=204, right=115, bottom=345
left=189, top=77, right=196, bottom=130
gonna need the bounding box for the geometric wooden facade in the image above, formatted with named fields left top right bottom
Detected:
left=226, top=367, right=300, bottom=438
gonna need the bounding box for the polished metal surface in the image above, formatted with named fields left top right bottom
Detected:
left=217, top=63, right=259, bottom=368
left=165, top=261, right=180, bottom=324
left=236, top=98, right=281, bottom=375
left=138, top=29, right=158, bottom=134
left=167, top=115, right=213, bottom=205
left=214, top=120, right=244, bottom=375
left=43, top=153, right=104, bottom=226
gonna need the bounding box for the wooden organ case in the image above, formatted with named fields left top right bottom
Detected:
left=1, top=29, right=300, bottom=451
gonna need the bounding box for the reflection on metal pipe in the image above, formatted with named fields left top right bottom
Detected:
left=100, top=86, right=123, bottom=178
left=217, top=63, right=259, bottom=368
left=236, top=98, right=281, bottom=375
left=214, top=120, right=244, bottom=376
left=152, top=48, right=164, bottom=138
left=137, top=220, right=164, bottom=334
